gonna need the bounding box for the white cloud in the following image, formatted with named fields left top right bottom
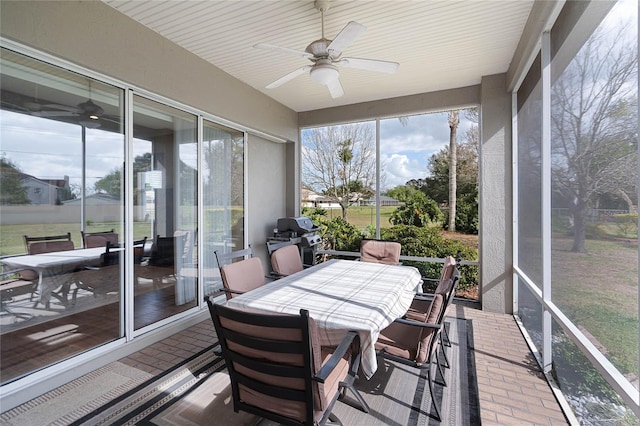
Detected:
left=381, top=153, right=428, bottom=189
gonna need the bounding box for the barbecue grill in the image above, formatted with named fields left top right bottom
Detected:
left=268, top=216, right=321, bottom=265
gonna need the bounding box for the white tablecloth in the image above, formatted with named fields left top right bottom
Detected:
left=2, top=247, right=107, bottom=304
left=225, top=259, right=422, bottom=378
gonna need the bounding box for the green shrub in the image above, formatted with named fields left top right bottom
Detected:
left=443, top=193, right=478, bottom=234
left=389, top=196, right=442, bottom=227
left=319, top=216, right=362, bottom=252
left=381, top=225, right=478, bottom=292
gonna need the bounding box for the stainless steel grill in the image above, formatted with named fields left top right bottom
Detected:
left=268, top=216, right=321, bottom=265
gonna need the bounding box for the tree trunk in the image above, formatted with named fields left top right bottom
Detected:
left=448, top=111, right=459, bottom=232
left=571, top=201, right=588, bottom=253
left=617, top=189, right=636, bottom=213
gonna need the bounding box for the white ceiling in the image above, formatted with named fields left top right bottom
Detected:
left=103, top=0, right=534, bottom=113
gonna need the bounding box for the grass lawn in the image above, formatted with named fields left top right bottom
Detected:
left=551, top=235, right=638, bottom=379
left=0, top=222, right=152, bottom=256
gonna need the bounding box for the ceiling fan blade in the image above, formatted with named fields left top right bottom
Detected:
left=327, top=78, right=344, bottom=98
left=266, top=65, right=312, bottom=89
left=328, top=21, right=366, bottom=56
left=254, top=43, right=314, bottom=59
left=32, top=111, right=76, bottom=117
left=338, top=57, right=399, bottom=74
left=42, top=103, right=83, bottom=113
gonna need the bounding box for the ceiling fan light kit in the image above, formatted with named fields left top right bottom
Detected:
left=309, top=61, right=339, bottom=85
left=255, top=0, right=399, bottom=98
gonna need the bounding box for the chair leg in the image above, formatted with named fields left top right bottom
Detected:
left=426, top=367, right=441, bottom=422
left=326, top=412, right=343, bottom=425
left=439, top=335, right=450, bottom=369
left=339, top=381, right=370, bottom=413
left=442, top=322, right=451, bottom=347
left=435, top=350, right=447, bottom=387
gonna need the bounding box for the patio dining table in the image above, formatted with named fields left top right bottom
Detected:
left=2, top=247, right=109, bottom=308
left=225, top=258, right=422, bottom=379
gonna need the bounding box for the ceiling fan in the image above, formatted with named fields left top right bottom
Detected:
left=30, top=98, right=109, bottom=128
left=254, top=0, right=399, bottom=98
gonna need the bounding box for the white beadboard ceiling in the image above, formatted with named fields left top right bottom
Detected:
left=103, top=0, right=534, bottom=113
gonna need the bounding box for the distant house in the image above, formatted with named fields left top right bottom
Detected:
left=19, top=174, right=71, bottom=205
left=359, top=195, right=402, bottom=207
left=62, top=193, right=120, bottom=206
left=301, top=188, right=400, bottom=209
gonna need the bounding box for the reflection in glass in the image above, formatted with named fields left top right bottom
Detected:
left=202, top=121, right=245, bottom=296
left=517, top=67, right=543, bottom=286
left=0, top=48, right=124, bottom=383
left=552, top=320, right=637, bottom=423
left=517, top=278, right=542, bottom=350
left=132, top=95, right=197, bottom=330
left=550, top=0, right=638, bottom=390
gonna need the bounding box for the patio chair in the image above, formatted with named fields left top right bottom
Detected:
left=268, top=242, right=305, bottom=278
left=73, top=237, right=147, bottom=300
left=359, top=239, right=401, bottom=265
left=24, top=232, right=74, bottom=255
left=205, top=300, right=370, bottom=425
left=22, top=232, right=75, bottom=303
left=81, top=229, right=118, bottom=248
left=407, top=255, right=460, bottom=354
left=375, top=286, right=454, bottom=422
left=1, top=268, right=35, bottom=322
left=214, top=246, right=265, bottom=300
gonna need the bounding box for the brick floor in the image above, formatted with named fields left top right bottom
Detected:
left=449, top=302, right=569, bottom=425
left=117, top=300, right=570, bottom=425
left=6, top=300, right=570, bottom=424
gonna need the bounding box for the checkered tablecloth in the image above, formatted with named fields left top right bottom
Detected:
left=225, top=258, right=422, bottom=378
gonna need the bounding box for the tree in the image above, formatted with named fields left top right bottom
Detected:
left=389, top=189, right=442, bottom=227
left=417, top=126, right=479, bottom=206
left=551, top=24, right=638, bottom=252
left=94, top=153, right=152, bottom=200
left=0, top=155, right=30, bottom=205
left=302, top=123, right=376, bottom=219
left=448, top=110, right=459, bottom=231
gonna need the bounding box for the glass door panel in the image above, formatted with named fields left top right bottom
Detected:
left=202, top=120, right=244, bottom=297
left=0, top=48, right=125, bottom=383
left=132, top=95, right=197, bottom=330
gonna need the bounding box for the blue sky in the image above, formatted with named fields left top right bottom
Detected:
left=379, top=111, right=475, bottom=189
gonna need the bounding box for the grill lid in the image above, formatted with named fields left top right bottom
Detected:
left=277, top=217, right=320, bottom=234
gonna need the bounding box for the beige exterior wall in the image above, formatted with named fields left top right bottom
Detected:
left=479, top=73, right=513, bottom=314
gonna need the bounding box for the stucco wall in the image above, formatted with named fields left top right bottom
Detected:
left=247, top=134, right=287, bottom=269
left=479, top=73, right=513, bottom=314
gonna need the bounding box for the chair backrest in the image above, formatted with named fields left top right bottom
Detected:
left=214, top=245, right=254, bottom=267
left=206, top=302, right=332, bottom=425
left=359, top=239, right=401, bottom=265
left=24, top=233, right=74, bottom=254
left=101, top=236, right=147, bottom=266
left=149, top=235, right=175, bottom=267
left=433, top=255, right=457, bottom=294
left=270, top=244, right=304, bottom=277
left=81, top=229, right=118, bottom=248
left=218, top=256, right=265, bottom=300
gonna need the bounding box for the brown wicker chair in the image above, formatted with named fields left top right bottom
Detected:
left=205, top=300, right=369, bottom=425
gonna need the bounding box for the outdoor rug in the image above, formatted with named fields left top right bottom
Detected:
left=1, top=318, right=478, bottom=425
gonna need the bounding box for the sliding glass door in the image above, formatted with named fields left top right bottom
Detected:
left=132, top=95, right=198, bottom=330
left=0, top=48, right=125, bottom=382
